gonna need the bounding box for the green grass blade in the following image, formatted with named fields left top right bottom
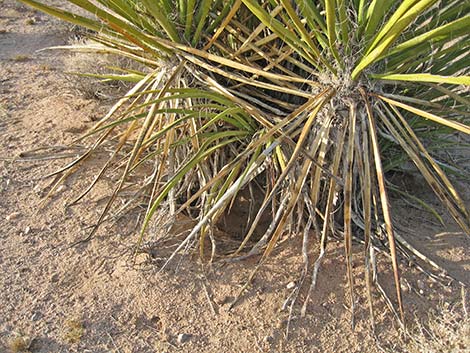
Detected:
left=385, top=15, right=470, bottom=58
left=185, top=0, right=196, bottom=40
left=353, top=0, right=438, bottom=79
left=363, top=0, right=394, bottom=42
left=337, top=0, right=349, bottom=48
left=240, top=0, right=324, bottom=69
left=279, top=0, right=324, bottom=60
left=17, top=0, right=105, bottom=33
left=141, top=0, right=180, bottom=42
left=371, top=73, right=470, bottom=86
left=192, top=0, right=212, bottom=46
left=377, top=95, right=470, bottom=134
left=325, top=0, right=341, bottom=64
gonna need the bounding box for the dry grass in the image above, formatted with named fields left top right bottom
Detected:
left=63, top=38, right=144, bottom=100
left=7, top=335, right=30, bottom=353
left=0, top=104, right=7, bottom=119
left=401, top=304, right=469, bottom=353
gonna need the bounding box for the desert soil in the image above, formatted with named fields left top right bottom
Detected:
left=1, top=1, right=469, bottom=352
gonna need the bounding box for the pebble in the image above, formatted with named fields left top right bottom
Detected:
left=177, top=333, right=191, bottom=345
left=218, top=296, right=233, bottom=306
left=6, top=212, right=21, bottom=221
left=31, top=312, right=42, bottom=321
left=276, top=319, right=287, bottom=329
left=134, top=253, right=150, bottom=266
left=286, top=281, right=296, bottom=290
left=263, top=335, right=274, bottom=345
left=33, top=184, right=42, bottom=194
left=25, top=17, right=38, bottom=25
left=400, top=281, right=409, bottom=292
left=24, top=226, right=31, bottom=235
left=50, top=274, right=60, bottom=283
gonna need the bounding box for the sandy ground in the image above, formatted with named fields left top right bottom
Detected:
left=1, top=1, right=469, bottom=352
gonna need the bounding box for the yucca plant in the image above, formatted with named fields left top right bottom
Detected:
left=21, top=0, right=261, bottom=246
left=20, top=0, right=470, bottom=328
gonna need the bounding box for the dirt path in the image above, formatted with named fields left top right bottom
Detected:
left=1, top=1, right=469, bottom=352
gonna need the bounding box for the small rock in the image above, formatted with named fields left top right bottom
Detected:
left=263, top=335, right=274, bottom=345
left=31, top=312, right=42, bottom=321
left=276, top=319, right=287, bottom=329
left=218, top=296, right=233, bottom=306
left=24, top=226, right=31, bottom=235
left=177, top=333, right=191, bottom=345
left=134, top=253, right=150, bottom=266
left=25, top=17, right=37, bottom=25
left=56, top=185, right=67, bottom=193
left=400, top=281, right=409, bottom=292
left=286, top=281, right=296, bottom=290
left=33, top=184, right=42, bottom=194
left=6, top=212, right=20, bottom=221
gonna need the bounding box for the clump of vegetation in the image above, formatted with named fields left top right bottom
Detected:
left=24, top=17, right=36, bottom=25
left=63, top=319, right=84, bottom=344
left=19, top=0, right=470, bottom=327
left=12, top=55, right=30, bottom=62
left=8, top=335, right=30, bottom=353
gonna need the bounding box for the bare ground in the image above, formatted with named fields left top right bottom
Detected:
left=1, top=1, right=469, bottom=352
